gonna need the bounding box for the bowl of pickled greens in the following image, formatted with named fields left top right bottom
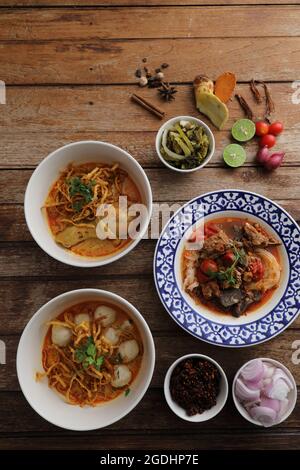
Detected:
left=156, top=116, right=215, bottom=172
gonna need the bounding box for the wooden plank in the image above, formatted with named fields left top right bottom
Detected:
left=1, top=276, right=300, bottom=337
left=1, top=38, right=300, bottom=84
left=1, top=432, right=300, bottom=450
left=1, top=432, right=299, bottom=450
left=0, top=84, right=297, bottom=132
left=0, top=388, right=299, bottom=432
left=0, top=241, right=155, bottom=277
left=0, top=1, right=298, bottom=6
left=1, top=168, right=300, bottom=205
left=1, top=329, right=300, bottom=392
left=0, top=278, right=178, bottom=335
left=1, top=200, right=300, bottom=243
left=1, top=7, right=300, bottom=41
left=2, top=128, right=300, bottom=169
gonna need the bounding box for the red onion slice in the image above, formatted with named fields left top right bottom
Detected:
left=260, top=397, right=281, bottom=413
left=272, top=368, right=294, bottom=391
left=264, top=378, right=290, bottom=401
left=241, top=359, right=264, bottom=383
left=235, top=378, right=260, bottom=403
left=250, top=406, right=277, bottom=427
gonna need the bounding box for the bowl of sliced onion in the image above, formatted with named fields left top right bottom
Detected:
left=232, top=358, right=297, bottom=427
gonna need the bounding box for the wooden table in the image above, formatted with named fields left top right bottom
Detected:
left=0, top=0, right=300, bottom=451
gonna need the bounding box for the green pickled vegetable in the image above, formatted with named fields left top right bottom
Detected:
left=160, top=120, right=210, bottom=170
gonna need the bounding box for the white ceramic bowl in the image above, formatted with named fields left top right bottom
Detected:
left=155, top=116, right=215, bottom=173
left=17, top=289, right=155, bottom=431
left=164, top=353, right=228, bottom=422
left=232, top=358, right=297, bottom=427
left=24, top=141, right=152, bottom=267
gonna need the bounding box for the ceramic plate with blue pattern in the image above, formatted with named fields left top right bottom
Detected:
left=154, top=190, right=300, bottom=347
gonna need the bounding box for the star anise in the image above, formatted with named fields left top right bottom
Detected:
left=158, top=82, right=177, bottom=101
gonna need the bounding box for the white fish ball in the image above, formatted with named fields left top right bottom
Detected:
left=94, top=305, right=116, bottom=327
left=111, top=365, right=132, bottom=388
left=118, top=339, right=139, bottom=363
left=74, top=313, right=90, bottom=325
left=102, top=327, right=119, bottom=345
left=51, top=325, right=72, bottom=347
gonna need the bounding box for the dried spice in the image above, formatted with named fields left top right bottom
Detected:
left=249, top=79, right=275, bottom=122
left=235, top=94, right=254, bottom=120
left=259, top=80, right=275, bottom=121
left=148, top=76, right=162, bottom=88
left=133, top=60, right=177, bottom=101
left=250, top=79, right=263, bottom=104
left=158, top=82, right=177, bottom=101
left=170, top=358, right=221, bottom=416
left=131, top=93, right=165, bottom=119
left=138, top=76, right=148, bottom=87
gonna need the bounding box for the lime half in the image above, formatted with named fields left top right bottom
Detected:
left=223, top=144, right=246, bottom=167
left=231, top=119, right=256, bottom=142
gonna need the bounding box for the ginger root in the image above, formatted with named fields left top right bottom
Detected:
left=194, top=76, right=229, bottom=130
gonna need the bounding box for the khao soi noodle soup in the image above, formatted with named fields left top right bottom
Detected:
left=182, top=217, right=282, bottom=318
left=43, top=162, right=142, bottom=257
left=36, top=301, right=143, bottom=406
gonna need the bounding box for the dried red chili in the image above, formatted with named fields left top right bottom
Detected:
left=170, top=358, right=221, bottom=416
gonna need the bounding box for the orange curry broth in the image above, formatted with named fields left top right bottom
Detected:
left=182, top=217, right=281, bottom=316
left=42, top=301, right=143, bottom=405
left=45, top=164, right=142, bottom=258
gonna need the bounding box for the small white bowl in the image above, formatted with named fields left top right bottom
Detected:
left=24, top=141, right=152, bottom=267
left=155, top=116, right=215, bottom=173
left=17, top=289, right=155, bottom=431
left=164, top=354, right=228, bottom=422
left=232, top=358, right=297, bottom=427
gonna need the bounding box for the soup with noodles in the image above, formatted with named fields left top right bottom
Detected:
left=43, top=162, right=142, bottom=257
left=36, top=301, right=143, bottom=406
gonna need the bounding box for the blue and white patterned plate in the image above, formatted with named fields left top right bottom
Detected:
left=154, top=190, right=300, bottom=347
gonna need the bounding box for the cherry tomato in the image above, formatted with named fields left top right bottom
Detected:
left=223, top=250, right=235, bottom=266
left=249, top=258, right=264, bottom=281
left=196, top=268, right=209, bottom=283
left=269, top=121, right=284, bottom=136
left=204, top=223, right=218, bottom=238
left=255, top=121, right=269, bottom=137
left=200, top=259, right=218, bottom=275
left=259, top=134, right=276, bottom=148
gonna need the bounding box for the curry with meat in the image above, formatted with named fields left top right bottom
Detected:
left=182, top=218, right=282, bottom=317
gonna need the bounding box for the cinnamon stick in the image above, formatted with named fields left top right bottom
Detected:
left=131, top=93, right=165, bottom=119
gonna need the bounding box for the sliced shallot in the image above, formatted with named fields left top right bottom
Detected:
left=235, top=378, right=260, bottom=402
left=250, top=406, right=277, bottom=427
left=241, top=359, right=264, bottom=383
left=264, top=378, right=290, bottom=401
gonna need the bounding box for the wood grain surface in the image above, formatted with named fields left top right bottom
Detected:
left=0, top=0, right=299, bottom=451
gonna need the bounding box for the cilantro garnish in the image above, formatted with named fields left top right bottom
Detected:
left=207, top=246, right=243, bottom=286
left=68, top=177, right=95, bottom=212
left=124, top=388, right=131, bottom=397
left=75, top=336, right=104, bottom=370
